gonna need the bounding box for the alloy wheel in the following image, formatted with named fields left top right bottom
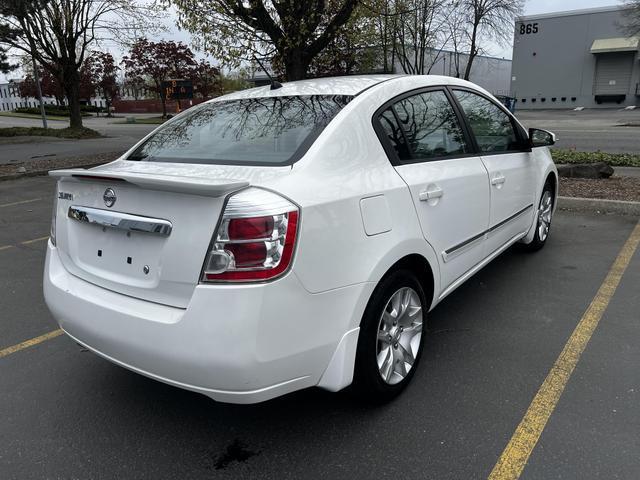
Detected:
left=376, top=287, right=423, bottom=385
left=537, top=190, right=553, bottom=242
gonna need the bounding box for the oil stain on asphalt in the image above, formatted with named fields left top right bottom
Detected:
left=213, top=439, right=260, bottom=470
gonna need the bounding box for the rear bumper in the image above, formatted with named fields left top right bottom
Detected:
left=44, top=242, right=372, bottom=403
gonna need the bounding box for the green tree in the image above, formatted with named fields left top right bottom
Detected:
left=0, top=24, right=18, bottom=73
left=307, top=3, right=380, bottom=76
left=164, top=0, right=360, bottom=81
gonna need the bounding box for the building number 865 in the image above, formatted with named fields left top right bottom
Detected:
left=519, top=23, right=539, bottom=35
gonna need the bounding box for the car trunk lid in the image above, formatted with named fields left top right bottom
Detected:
left=50, top=161, right=289, bottom=308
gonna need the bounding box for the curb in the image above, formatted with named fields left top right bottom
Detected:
left=557, top=196, right=640, bottom=216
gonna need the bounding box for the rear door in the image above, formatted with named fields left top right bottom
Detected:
left=374, top=88, right=490, bottom=291
left=451, top=89, right=536, bottom=258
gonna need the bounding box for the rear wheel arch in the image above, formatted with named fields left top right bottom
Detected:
left=370, top=254, right=435, bottom=315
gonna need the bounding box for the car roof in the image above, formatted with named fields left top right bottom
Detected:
left=214, top=75, right=400, bottom=100
left=214, top=74, right=485, bottom=101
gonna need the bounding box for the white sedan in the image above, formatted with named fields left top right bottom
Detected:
left=44, top=75, right=557, bottom=403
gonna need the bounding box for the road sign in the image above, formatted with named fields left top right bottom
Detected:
left=162, top=79, right=193, bottom=100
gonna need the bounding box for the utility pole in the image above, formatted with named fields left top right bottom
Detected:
left=31, top=55, right=47, bottom=129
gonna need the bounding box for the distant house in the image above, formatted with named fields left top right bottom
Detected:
left=0, top=79, right=107, bottom=112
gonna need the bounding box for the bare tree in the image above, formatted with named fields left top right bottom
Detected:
left=0, top=0, right=158, bottom=129
left=455, top=0, right=523, bottom=80
left=621, top=0, right=640, bottom=36
left=442, top=1, right=470, bottom=77
left=393, top=0, right=450, bottom=75
left=364, top=0, right=400, bottom=73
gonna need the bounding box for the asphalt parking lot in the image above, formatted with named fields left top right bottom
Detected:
left=1, top=175, right=639, bottom=479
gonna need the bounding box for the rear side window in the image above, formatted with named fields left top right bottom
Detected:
left=377, top=90, right=469, bottom=163
left=127, top=95, right=352, bottom=166
left=453, top=90, right=521, bottom=153
left=379, top=108, right=410, bottom=160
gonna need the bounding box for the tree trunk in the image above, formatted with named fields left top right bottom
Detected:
left=284, top=49, right=310, bottom=81
left=160, top=96, right=167, bottom=118
left=63, top=68, right=83, bottom=129
left=463, top=23, right=478, bottom=81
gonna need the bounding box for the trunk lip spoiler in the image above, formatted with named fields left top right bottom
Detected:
left=49, top=168, right=250, bottom=198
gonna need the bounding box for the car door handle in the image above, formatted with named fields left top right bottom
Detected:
left=418, top=186, right=444, bottom=201
left=491, top=174, right=506, bottom=186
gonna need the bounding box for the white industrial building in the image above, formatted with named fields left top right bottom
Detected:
left=511, top=5, right=640, bottom=109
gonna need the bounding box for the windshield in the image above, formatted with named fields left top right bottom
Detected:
left=127, top=95, right=352, bottom=166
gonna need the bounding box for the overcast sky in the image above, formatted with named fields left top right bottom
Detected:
left=0, top=0, right=628, bottom=82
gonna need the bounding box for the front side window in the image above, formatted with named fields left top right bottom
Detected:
left=127, top=95, right=352, bottom=166
left=453, top=90, right=521, bottom=153
left=378, top=89, right=468, bottom=163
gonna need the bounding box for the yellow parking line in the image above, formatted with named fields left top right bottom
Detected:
left=488, top=219, right=640, bottom=480
left=21, top=236, right=50, bottom=245
left=0, top=329, right=63, bottom=359
left=0, top=197, right=43, bottom=208
left=0, top=235, right=49, bottom=251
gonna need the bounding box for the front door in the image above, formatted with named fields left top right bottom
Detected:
left=452, top=89, right=536, bottom=257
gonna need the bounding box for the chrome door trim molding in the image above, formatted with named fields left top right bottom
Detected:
left=442, top=203, right=533, bottom=263
left=485, top=203, right=534, bottom=237
left=68, top=205, right=173, bottom=237
left=439, top=230, right=528, bottom=301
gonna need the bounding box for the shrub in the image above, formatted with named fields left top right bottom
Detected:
left=551, top=149, right=640, bottom=168
left=0, top=127, right=102, bottom=139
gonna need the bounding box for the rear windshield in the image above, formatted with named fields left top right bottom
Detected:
left=126, top=95, right=352, bottom=166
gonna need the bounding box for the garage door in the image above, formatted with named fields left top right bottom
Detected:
left=593, top=52, right=635, bottom=95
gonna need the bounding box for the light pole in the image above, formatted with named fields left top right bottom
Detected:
left=31, top=54, right=47, bottom=129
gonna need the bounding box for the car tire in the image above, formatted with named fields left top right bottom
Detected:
left=522, top=181, right=554, bottom=252
left=352, top=269, right=427, bottom=402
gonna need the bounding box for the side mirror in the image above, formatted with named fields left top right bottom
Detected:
left=529, top=128, right=557, bottom=148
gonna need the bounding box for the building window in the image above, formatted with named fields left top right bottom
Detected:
left=571, top=97, right=576, bottom=102
left=531, top=98, right=536, bottom=103
left=551, top=98, right=557, bottom=102
left=561, top=97, right=567, bottom=102
left=521, top=99, right=527, bottom=103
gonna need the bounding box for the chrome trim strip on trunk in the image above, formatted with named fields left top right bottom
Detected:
left=68, top=206, right=173, bottom=237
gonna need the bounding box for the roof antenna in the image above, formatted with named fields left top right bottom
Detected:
left=253, top=55, right=283, bottom=90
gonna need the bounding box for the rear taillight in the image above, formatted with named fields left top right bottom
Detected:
left=201, top=188, right=300, bottom=283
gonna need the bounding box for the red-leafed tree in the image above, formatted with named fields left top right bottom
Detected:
left=190, top=59, right=221, bottom=99
left=85, top=51, right=119, bottom=115
left=79, top=57, right=96, bottom=101
left=123, top=38, right=197, bottom=118
left=18, top=65, right=65, bottom=105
